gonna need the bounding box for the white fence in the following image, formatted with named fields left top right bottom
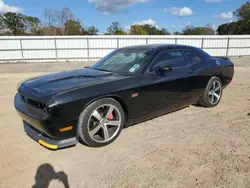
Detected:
left=0, top=35, right=250, bottom=62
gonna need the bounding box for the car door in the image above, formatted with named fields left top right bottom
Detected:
left=123, top=50, right=196, bottom=124
left=145, top=50, right=195, bottom=115
left=182, top=49, right=207, bottom=102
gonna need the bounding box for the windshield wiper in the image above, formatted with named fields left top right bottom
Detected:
left=85, top=67, right=133, bottom=74
left=90, top=67, right=113, bottom=72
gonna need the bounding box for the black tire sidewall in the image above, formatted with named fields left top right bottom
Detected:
left=77, top=98, right=125, bottom=147
left=202, top=76, right=223, bottom=107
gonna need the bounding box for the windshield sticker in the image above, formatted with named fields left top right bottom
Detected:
left=129, top=64, right=140, bottom=72
left=134, top=64, right=140, bottom=69
left=129, top=67, right=136, bottom=72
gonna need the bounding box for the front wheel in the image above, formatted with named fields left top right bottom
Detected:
left=199, top=76, right=223, bottom=107
left=77, top=98, right=125, bottom=147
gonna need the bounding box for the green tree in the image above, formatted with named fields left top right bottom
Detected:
left=233, top=2, right=250, bottom=34
left=217, top=23, right=229, bottom=35
left=182, top=26, right=215, bottom=35
left=156, top=28, right=170, bottom=35
left=141, top=24, right=158, bottom=35
left=217, top=2, right=250, bottom=35
left=115, top=30, right=127, bottom=35
left=106, top=22, right=127, bottom=35
left=0, top=12, right=26, bottom=35
left=199, top=27, right=215, bottom=35
left=217, top=22, right=236, bottom=35
left=0, top=16, right=7, bottom=34
left=217, top=20, right=249, bottom=35
left=182, top=26, right=197, bottom=35
left=87, top=26, right=99, bottom=35
left=64, top=20, right=83, bottom=35
left=173, top=31, right=182, bottom=35
left=129, top=25, right=148, bottom=35
left=234, top=2, right=250, bottom=20
left=138, top=24, right=170, bottom=35
left=24, top=16, right=41, bottom=34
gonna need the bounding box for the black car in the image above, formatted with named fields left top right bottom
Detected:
left=14, top=44, right=234, bottom=149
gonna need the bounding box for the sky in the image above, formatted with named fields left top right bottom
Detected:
left=1, top=0, right=248, bottom=33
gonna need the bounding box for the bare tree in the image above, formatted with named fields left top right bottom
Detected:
left=43, top=8, right=74, bottom=35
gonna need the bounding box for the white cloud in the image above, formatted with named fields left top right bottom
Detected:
left=124, top=25, right=131, bottom=31
left=212, top=25, right=218, bottom=30
left=133, top=19, right=157, bottom=26
left=0, top=0, right=22, bottom=13
left=184, top=22, right=192, bottom=27
left=129, top=19, right=158, bottom=29
left=88, top=0, right=151, bottom=14
left=164, top=7, right=193, bottom=17
left=205, top=0, right=224, bottom=3
left=214, top=12, right=234, bottom=20
left=224, top=20, right=234, bottom=24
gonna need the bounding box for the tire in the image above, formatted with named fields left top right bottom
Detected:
left=199, top=76, right=223, bottom=107
left=77, top=98, right=125, bottom=147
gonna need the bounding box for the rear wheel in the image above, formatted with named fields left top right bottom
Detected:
left=199, top=76, right=223, bottom=107
left=77, top=98, right=125, bottom=147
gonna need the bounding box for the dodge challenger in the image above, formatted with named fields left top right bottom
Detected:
left=14, top=44, right=234, bottom=149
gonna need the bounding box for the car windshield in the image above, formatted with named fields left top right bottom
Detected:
left=91, top=48, right=155, bottom=74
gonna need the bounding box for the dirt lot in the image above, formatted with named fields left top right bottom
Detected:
left=0, top=57, right=249, bottom=188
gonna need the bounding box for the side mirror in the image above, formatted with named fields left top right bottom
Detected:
left=159, top=66, right=173, bottom=73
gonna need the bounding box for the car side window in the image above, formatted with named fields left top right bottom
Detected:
left=183, top=50, right=202, bottom=65
left=151, top=50, right=186, bottom=70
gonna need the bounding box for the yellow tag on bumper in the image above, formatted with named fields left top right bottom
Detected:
left=39, top=140, right=58, bottom=150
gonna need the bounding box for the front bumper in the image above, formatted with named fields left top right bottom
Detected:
left=14, top=93, right=56, bottom=137
left=15, top=93, right=78, bottom=150
left=24, top=122, right=78, bottom=150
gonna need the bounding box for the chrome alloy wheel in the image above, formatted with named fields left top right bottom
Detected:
left=87, top=104, right=122, bottom=143
left=208, top=80, right=222, bottom=105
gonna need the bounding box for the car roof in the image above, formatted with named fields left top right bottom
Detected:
left=121, top=44, right=192, bottom=50
left=121, top=44, right=211, bottom=58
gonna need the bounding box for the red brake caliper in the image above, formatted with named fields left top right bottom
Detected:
left=108, top=113, right=114, bottom=120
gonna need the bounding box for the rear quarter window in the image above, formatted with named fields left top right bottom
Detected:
left=183, top=50, right=203, bottom=65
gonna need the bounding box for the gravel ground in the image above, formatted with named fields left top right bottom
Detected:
left=0, top=57, right=249, bottom=188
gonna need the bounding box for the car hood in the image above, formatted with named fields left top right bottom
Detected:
left=21, top=68, right=124, bottom=96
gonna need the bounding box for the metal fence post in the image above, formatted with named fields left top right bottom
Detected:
left=146, top=37, right=148, bottom=45
left=226, top=37, right=230, bottom=57
left=175, top=38, right=177, bottom=44
left=54, top=37, right=58, bottom=62
left=201, top=37, right=204, bottom=49
left=19, top=39, right=24, bottom=62
left=87, top=37, right=90, bottom=62
left=117, top=37, right=119, bottom=48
